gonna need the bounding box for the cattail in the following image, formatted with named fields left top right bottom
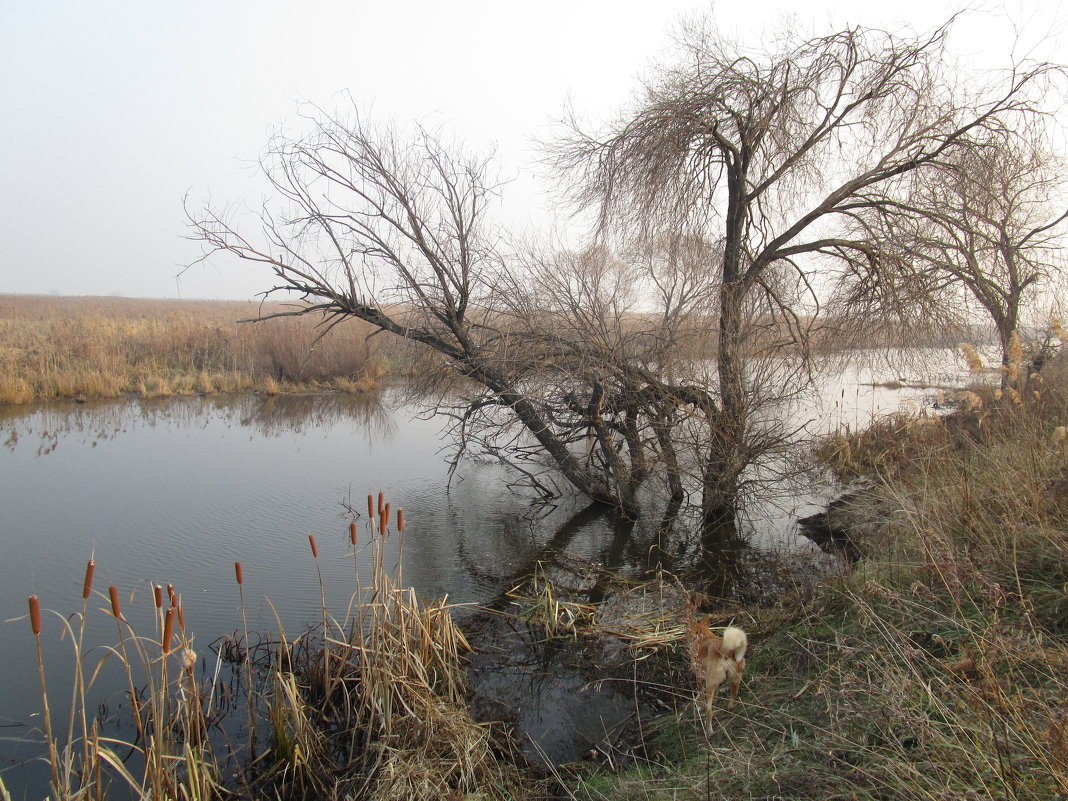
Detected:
left=378, top=491, right=385, bottom=518
left=235, top=561, right=243, bottom=585
left=28, top=595, right=41, bottom=635
left=366, top=494, right=374, bottom=520
left=82, top=559, right=95, bottom=600
left=380, top=503, right=390, bottom=536
left=162, top=608, right=174, bottom=654
left=397, top=509, right=404, bottom=532
left=153, top=585, right=163, bottom=609
left=309, top=534, right=319, bottom=559
left=182, top=649, right=197, bottom=673
left=350, top=521, right=358, bottom=545
left=167, top=584, right=177, bottom=608
left=177, top=604, right=186, bottom=634
left=109, top=585, right=122, bottom=619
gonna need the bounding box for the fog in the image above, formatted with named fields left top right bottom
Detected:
left=1, top=0, right=1059, bottom=300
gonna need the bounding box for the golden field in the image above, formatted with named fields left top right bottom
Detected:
left=0, top=294, right=385, bottom=404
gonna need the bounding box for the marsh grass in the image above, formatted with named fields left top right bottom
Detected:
left=0, top=295, right=385, bottom=404
left=27, top=495, right=535, bottom=801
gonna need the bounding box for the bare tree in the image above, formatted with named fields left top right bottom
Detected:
left=552, top=17, right=1056, bottom=530
left=838, top=126, right=1068, bottom=388
left=188, top=109, right=639, bottom=510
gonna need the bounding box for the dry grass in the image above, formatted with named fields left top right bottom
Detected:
left=570, top=351, right=1068, bottom=801
left=25, top=496, right=537, bottom=801
left=0, top=294, right=386, bottom=404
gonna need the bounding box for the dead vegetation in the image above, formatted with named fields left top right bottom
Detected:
left=0, top=294, right=385, bottom=404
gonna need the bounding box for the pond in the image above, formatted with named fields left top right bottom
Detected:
left=0, top=356, right=960, bottom=795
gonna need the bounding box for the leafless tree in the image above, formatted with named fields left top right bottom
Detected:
left=187, top=109, right=641, bottom=510
left=551, top=16, right=1057, bottom=529
left=838, top=126, right=1068, bottom=388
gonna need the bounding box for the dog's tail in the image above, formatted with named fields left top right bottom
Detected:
left=721, top=626, right=747, bottom=662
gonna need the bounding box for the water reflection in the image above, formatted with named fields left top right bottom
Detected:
left=1, top=391, right=396, bottom=456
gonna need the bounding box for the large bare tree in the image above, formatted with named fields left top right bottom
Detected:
left=551, top=18, right=1056, bottom=529
left=188, top=112, right=647, bottom=510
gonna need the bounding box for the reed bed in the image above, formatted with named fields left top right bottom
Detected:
left=24, top=496, right=535, bottom=801
left=0, top=295, right=385, bottom=404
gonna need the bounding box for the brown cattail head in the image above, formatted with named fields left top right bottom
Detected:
left=378, top=491, right=385, bottom=517
left=109, top=585, right=122, bottom=619
left=349, top=521, right=358, bottom=545
left=235, top=562, right=243, bottom=585
left=28, top=595, right=41, bottom=635
left=309, top=534, right=319, bottom=559
left=162, top=608, right=175, bottom=654
left=153, top=585, right=163, bottom=609
left=82, top=559, right=96, bottom=600
left=380, top=503, right=390, bottom=536
left=177, top=605, right=186, bottom=634
left=367, top=494, right=374, bottom=520
left=397, top=509, right=405, bottom=532
left=167, top=584, right=177, bottom=608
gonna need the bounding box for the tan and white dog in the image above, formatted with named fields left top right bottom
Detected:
left=690, top=617, right=747, bottom=733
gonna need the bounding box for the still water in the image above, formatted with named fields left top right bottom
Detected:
left=0, top=360, right=954, bottom=793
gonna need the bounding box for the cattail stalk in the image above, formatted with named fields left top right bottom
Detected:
left=162, top=608, right=175, bottom=655
left=234, top=561, right=256, bottom=759
left=82, top=560, right=95, bottom=600
left=396, top=508, right=405, bottom=588
left=72, top=559, right=96, bottom=782
left=107, top=585, right=146, bottom=756
left=309, top=534, right=330, bottom=696
left=28, top=596, right=61, bottom=791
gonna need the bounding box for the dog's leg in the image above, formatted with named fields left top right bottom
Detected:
left=727, top=661, right=744, bottom=710
left=703, top=664, right=723, bottom=735
left=704, top=691, right=716, bottom=736
left=727, top=676, right=739, bottom=711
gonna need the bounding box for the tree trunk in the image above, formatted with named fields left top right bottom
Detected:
left=701, top=279, right=746, bottom=538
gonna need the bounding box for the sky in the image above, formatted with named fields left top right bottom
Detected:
left=1, top=0, right=1064, bottom=300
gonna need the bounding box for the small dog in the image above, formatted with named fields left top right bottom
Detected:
left=690, top=617, right=747, bottom=733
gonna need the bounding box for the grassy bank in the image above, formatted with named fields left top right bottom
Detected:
left=0, top=295, right=385, bottom=404
left=570, top=357, right=1068, bottom=800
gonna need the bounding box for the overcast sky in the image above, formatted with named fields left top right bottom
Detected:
left=1, top=0, right=1062, bottom=300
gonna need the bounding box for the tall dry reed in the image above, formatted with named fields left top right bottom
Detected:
left=25, top=497, right=533, bottom=801
left=0, top=294, right=386, bottom=404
